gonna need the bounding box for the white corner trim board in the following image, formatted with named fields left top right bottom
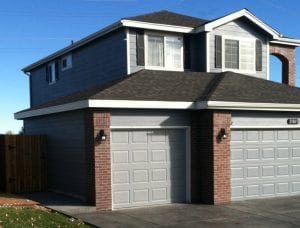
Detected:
left=14, top=100, right=300, bottom=119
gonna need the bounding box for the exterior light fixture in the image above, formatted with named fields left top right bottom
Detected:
left=97, top=129, right=107, bottom=143
left=220, top=128, right=227, bottom=139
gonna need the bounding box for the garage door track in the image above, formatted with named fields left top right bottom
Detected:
left=70, top=196, right=300, bottom=228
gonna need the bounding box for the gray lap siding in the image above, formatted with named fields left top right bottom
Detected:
left=30, top=28, right=127, bottom=107
left=24, top=110, right=88, bottom=201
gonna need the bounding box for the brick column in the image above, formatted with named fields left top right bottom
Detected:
left=191, top=110, right=231, bottom=205
left=93, top=111, right=111, bottom=211
left=212, top=111, right=231, bottom=204
left=269, top=44, right=296, bottom=86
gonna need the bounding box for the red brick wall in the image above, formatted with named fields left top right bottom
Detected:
left=269, top=44, right=296, bottom=86
left=191, top=110, right=231, bottom=205
left=212, top=111, right=231, bottom=204
left=85, top=110, right=112, bottom=211
left=93, top=111, right=111, bottom=211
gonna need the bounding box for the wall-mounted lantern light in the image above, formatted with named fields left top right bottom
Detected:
left=97, top=129, right=107, bottom=143
left=220, top=128, right=227, bottom=139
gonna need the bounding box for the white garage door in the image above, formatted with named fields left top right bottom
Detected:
left=231, top=129, right=300, bottom=200
left=111, top=129, right=187, bottom=209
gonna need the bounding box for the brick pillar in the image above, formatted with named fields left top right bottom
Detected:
left=93, top=111, right=111, bottom=211
left=269, top=44, right=296, bottom=86
left=212, top=111, right=231, bottom=204
left=191, top=110, right=231, bottom=205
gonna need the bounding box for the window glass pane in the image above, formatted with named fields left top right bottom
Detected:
left=225, top=39, right=239, bottom=69
left=50, top=64, right=56, bottom=82
left=240, top=41, right=254, bottom=71
left=165, top=36, right=182, bottom=69
left=147, top=35, right=164, bottom=67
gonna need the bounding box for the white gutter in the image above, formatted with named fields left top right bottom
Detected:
left=14, top=100, right=300, bottom=120
left=270, top=37, right=300, bottom=47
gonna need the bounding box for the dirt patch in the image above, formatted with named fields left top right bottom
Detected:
left=0, top=193, right=38, bottom=207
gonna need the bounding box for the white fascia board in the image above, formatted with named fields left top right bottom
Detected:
left=14, top=100, right=89, bottom=119
left=270, top=38, right=300, bottom=47
left=88, top=99, right=195, bottom=109
left=121, top=19, right=195, bottom=33
left=206, top=101, right=300, bottom=111
left=15, top=99, right=300, bottom=119
left=15, top=100, right=196, bottom=119
left=195, top=9, right=280, bottom=39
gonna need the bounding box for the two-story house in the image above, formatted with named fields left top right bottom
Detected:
left=15, top=9, right=300, bottom=211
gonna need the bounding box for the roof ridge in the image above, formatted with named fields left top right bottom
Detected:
left=196, top=71, right=227, bottom=101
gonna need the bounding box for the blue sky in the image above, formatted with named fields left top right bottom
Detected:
left=1, top=0, right=300, bottom=133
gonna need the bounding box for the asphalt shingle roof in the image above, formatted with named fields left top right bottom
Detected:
left=124, top=10, right=209, bottom=28
left=19, top=70, right=300, bottom=114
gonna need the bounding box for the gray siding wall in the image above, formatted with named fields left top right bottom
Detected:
left=209, top=19, right=268, bottom=79
left=23, top=110, right=88, bottom=201
left=111, top=110, right=191, bottom=127
left=30, top=29, right=127, bottom=107
left=129, top=29, right=145, bottom=74
left=232, top=111, right=300, bottom=128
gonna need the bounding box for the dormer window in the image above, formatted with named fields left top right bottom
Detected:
left=145, top=33, right=183, bottom=71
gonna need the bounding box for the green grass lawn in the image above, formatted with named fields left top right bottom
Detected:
left=0, top=206, right=90, bottom=228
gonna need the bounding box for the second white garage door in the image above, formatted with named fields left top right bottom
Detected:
left=231, top=129, right=300, bottom=200
left=111, top=129, right=187, bottom=209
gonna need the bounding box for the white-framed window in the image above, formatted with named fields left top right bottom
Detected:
left=145, top=32, right=183, bottom=71
left=61, top=54, right=72, bottom=71
left=46, top=62, right=57, bottom=84
left=223, top=36, right=255, bottom=73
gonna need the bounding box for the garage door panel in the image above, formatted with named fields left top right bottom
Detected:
left=111, top=131, right=129, bottom=143
left=231, top=129, right=300, bottom=200
left=112, top=129, right=186, bottom=209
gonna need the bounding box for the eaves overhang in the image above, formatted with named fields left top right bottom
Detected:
left=15, top=100, right=300, bottom=120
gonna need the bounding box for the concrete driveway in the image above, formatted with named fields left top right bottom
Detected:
left=71, top=196, right=300, bottom=228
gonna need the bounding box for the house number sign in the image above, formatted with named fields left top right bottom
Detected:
left=287, top=118, right=299, bottom=124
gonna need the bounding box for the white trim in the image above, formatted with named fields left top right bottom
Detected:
left=126, top=28, right=130, bottom=75
left=206, top=32, right=210, bottom=71
left=266, top=40, right=270, bottom=80
left=231, top=125, right=300, bottom=129
left=144, top=32, right=184, bottom=72
left=270, top=38, right=300, bottom=47
left=196, top=9, right=280, bottom=39
left=15, top=100, right=300, bottom=119
left=121, top=19, right=194, bottom=34
left=110, top=125, right=189, bottom=129
left=206, top=101, right=300, bottom=111
left=110, top=126, right=191, bottom=209
left=89, top=100, right=195, bottom=109
left=15, top=100, right=88, bottom=119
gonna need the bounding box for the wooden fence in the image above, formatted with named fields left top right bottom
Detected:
left=0, top=135, right=47, bottom=194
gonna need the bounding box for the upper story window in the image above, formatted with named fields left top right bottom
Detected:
left=145, top=33, right=183, bottom=71
left=46, top=61, right=59, bottom=84
left=61, top=54, right=72, bottom=71
left=215, top=35, right=262, bottom=74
